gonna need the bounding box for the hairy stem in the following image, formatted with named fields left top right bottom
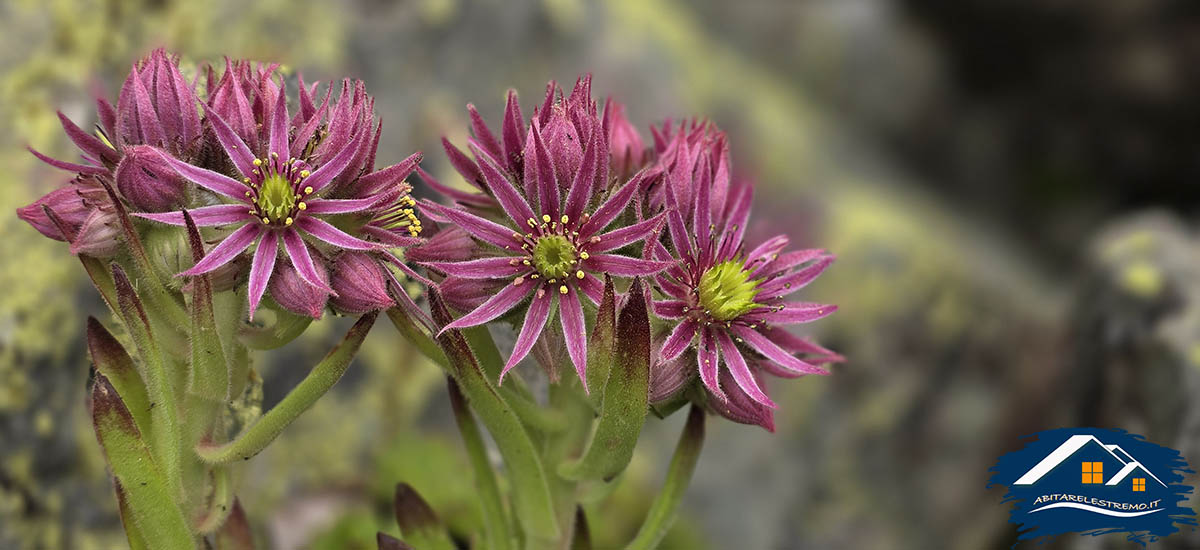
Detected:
left=625, top=406, right=706, bottom=550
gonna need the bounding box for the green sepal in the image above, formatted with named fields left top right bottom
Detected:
left=558, top=278, right=651, bottom=481
left=429, top=289, right=561, bottom=541
left=91, top=374, right=196, bottom=549
left=196, top=312, right=377, bottom=464
left=236, top=302, right=314, bottom=350
left=376, top=533, right=414, bottom=550
left=584, top=276, right=617, bottom=404
left=183, top=211, right=231, bottom=400
left=86, top=317, right=152, bottom=437
left=392, top=483, right=457, bottom=550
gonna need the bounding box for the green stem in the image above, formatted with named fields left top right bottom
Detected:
left=625, top=406, right=706, bottom=550
left=447, top=378, right=514, bottom=550
left=195, top=313, right=377, bottom=464
left=193, top=466, right=233, bottom=534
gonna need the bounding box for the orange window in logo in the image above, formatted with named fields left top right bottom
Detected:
left=1081, top=462, right=1103, bottom=484
left=1133, top=478, right=1146, bottom=492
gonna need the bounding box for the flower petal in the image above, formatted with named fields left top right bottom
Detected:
left=660, top=319, right=697, bottom=362
left=591, top=211, right=668, bottom=252
left=247, top=231, right=278, bottom=319
left=182, top=223, right=262, bottom=276
left=470, top=142, right=537, bottom=228
left=530, top=119, right=559, bottom=220
left=577, top=272, right=606, bottom=305
left=303, top=130, right=364, bottom=193
left=417, top=166, right=493, bottom=207
left=355, top=152, right=422, bottom=196
left=502, top=287, right=553, bottom=381
left=442, top=137, right=483, bottom=189
left=697, top=328, right=724, bottom=402
left=563, top=126, right=601, bottom=224
left=501, top=90, right=525, bottom=173
left=57, top=111, right=118, bottom=165
left=282, top=228, right=335, bottom=292
left=579, top=168, right=657, bottom=237
left=715, top=330, right=776, bottom=408
left=303, top=197, right=383, bottom=215
left=296, top=216, right=380, bottom=251
left=134, top=204, right=254, bottom=227
left=201, top=103, right=257, bottom=178
left=440, top=280, right=533, bottom=333
left=157, top=149, right=250, bottom=200
left=268, top=84, right=290, bottom=159
left=652, top=300, right=688, bottom=320
left=559, top=285, right=587, bottom=383
left=421, top=201, right=522, bottom=251
left=467, top=103, right=502, bottom=160
left=757, top=255, right=834, bottom=298
left=422, top=257, right=531, bottom=279
left=731, top=325, right=828, bottom=375
left=27, top=147, right=106, bottom=176
left=744, top=303, right=837, bottom=325
left=584, top=254, right=672, bottom=277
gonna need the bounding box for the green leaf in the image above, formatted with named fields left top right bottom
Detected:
left=183, top=211, right=231, bottom=400
left=558, top=278, right=651, bottom=481
left=624, top=405, right=706, bottom=550
left=114, top=482, right=150, bottom=550
left=392, top=483, right=457, bottom=550
left=585, top=276, right=617, bottom=404
left=570, top=506, right=592, bottom=550
left=375, top=533, right=414, bottom=550
left=447, top=378, right=513, bottom=550
left=236, top=302, right=314, bottom=350
left=196, top=312, right=377, bottom=464
left=113, top=264, right=183, bottom=488
left=91, top=374, right=196, bottom=549
left=193, top=466, right=234, bottom=534
left=429, top=289, right=561, bottom=541
left=86, top=317, right=152, bottom=437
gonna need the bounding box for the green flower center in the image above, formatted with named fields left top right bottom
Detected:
left=532, top=235, right=577, bottom=279
left=698, top=260, right=761, bottom=321
left=257, top=173, right=297, bottom=223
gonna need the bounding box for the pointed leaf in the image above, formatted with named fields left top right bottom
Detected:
left=87, top=317, right=151, bottom=436
left=376, top=533, right=414, bottom=550
left=559, top=278, right=651, bottom=481
left=392, top=483, right=456, bottom=550
left=585, top=276, right=617, bottom=400
left=184, top=212, right=231, bottom=400
left=215, top=499, right=255, bottom=550
left=91, top=374, right=194, bottom=548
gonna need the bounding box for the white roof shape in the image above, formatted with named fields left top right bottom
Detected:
left=1013, top=434, right=1164, bottom=487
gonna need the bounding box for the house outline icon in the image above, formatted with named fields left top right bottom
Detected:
left=1013, top=434, right=1168, bottom=488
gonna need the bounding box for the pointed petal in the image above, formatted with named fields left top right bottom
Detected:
left=201, top=103, right=257, bottom=177
left=715, top=330, right=776, bottom=408
left=660, top=319, right=697, bottom=362
left=470, top=142, right=536, bottom=227
left=268, top=83, right=289, bottom=158
left=182, top=224, right=262, bottom=275
left=563, top=127, right=600, bottom=223
left=744, top=302, right=837, bottom=325
left=417, top=167, right=493, bottom=207
left=296, top=216, right=380, bottom=250
left=354, top=152, right=421, bottom=196
left=731, top=325, right=827, bottom=375
left=441, top=281, right=533, bottom=332
left=302, top=197, right=383, bottom=215
left=577, top=273, right=605, bottom=305
left=421, top=201, right=522, bottom=251
left=129, top=66, right=165, bottom=147
left=247, top=231, right=278, bottom=318
left=27, top=147, right=106, bottom=175
left=303, top=130, right=364, bottom=193
left=502, top=288, right=552, bottom=380
left=584, top=254, right=672, bottom=277
left=466, top=103, right=502, bottom=158
left=591, top=211, right=668, bottom=252
left=652, top=300, right=688, bottom=320
left=57, top=111, right=117, bottom=165
left=134, top=204, right=254, bottom=227
left=282, top=228, right=335, bottom=292
left=442, top=137, right=482, bottom=189
left=559, top=285, right=587, bottom=382
left=501, top=90, right=525, bottom=172
left=422, top=257, right=531, bottom=279
left=758, top=255, right=834, bottom=297
left=157, top=149, right=250, bottom=200
left=697, top=328, right=724, bottom=401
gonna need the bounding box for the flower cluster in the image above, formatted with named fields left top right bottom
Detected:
left=418, top=77, right=841, bottom=430
left=19, top=50, right=839, bottom=431
left=18, top=49, right=423, bottom=320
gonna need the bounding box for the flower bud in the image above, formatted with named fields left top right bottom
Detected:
left=606, top=100, right=644, bottom=178
left=269, top=260, right=329, bottom=319
left=143, top=226, right=191, bottom=284
left=115, top=145, right=188, bottom=212
left=68, top=209, right=121, bottom=258
left=439, top=277, right=499, bottom=313
left=649, top=353, right=691, bottom=405
left=17, top=185, right=91, bottom=241
left=330, top=252, right=394, bottom=314
left=542, top=105, right=583, bottom=189
left=406, top=227, right=475, bottom=264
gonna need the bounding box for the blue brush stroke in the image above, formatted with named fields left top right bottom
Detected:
left=988, top=428, right=1196, bottom=547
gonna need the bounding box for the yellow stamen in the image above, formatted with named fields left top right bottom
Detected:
left=253, top=158, right=263, bottom=166
left=561, top=215, right=569, bottom=224
left=304, top=186, right=314, bottom=194
left=261, top=217, right=270, bottom=224
left=285, top=217, right=293, bottom=226
left=576, top=270, right=584, bottom=279
left=579, top=252, right=589, bottom=260
left=298, top=202, right=307, bottom=210
left=300, top=170, right=310, bottom=178
left=542, top=214, right=551, bottom=223
left=559, top=285, right=568, bottom=295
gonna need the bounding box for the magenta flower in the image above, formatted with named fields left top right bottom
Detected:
left=421, top=125, right=670, bottom=383
left=136, top=81, right=412, bottom=319
left=651, top=131, right=840, bottom=430
left=602, top=97, right=648, bottom=180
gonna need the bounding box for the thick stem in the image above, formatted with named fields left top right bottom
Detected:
left=447, top=378, right=514, bottom=550
left=624, top=406, right=706, bottom=550
left=195, top=313, right=377, bottom=464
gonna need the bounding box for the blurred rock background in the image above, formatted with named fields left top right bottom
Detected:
left=2, top=0, right=1199, bottom=548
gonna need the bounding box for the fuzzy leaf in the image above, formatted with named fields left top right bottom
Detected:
left=571, top=506, right=592, bottom=550
left=585, top=276, right=617, bottom=402
left=87, top=317, right=152, bottom=436
left=392, top=483, right=456, bottom=550
left=112, top=263, right=182, bottom=487
left=625, top=405, right=706, bottom=550
left=236, top=305, right=314, bottom=350
left=196, top=312, right=377, bottom=464
left=447, top=379, right=512, bottom=550
left=376, top=533, right=414, bottom=550
left=559, top=278, right=651, bottom=481
left=91, top=374, right=195, bottom=548
left=429, top=289, right=561, bottom=540
left=184, top=211, right=231, bottom=400
left=114, top=482, right=150, bottom=550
